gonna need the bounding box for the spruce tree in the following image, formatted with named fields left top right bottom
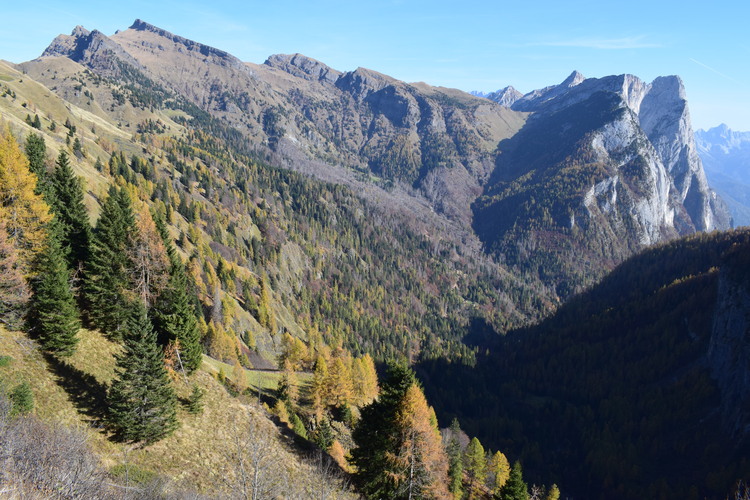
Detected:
left=49, top=150, right=91, bottom=274
left=351, top=361, right=417, bottom=499
left=28, top=221, right=80, bottom=357
left=150, top=212, right=202, bottom=373
left=24, top=132, right=49, bottom=196
left=107, top=304, right=178, bottom=444
left=85, top=186, right=135, bottom=337
left=497, top=461, right=529, bottom=500
left=447, top=418, right=464, bottom=499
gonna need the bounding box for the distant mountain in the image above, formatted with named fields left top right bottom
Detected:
left=485, top=86, right=524, bottom=108
left=696, top=124, right=750, bottom=226
left=473, top=71, right=730, bottom=295
left=420, top=228, right=750, bottom=499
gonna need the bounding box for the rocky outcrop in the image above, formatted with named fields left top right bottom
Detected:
left=41, top=26, right=143, bottom=77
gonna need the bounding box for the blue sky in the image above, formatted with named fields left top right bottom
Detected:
left=2, top=0, right=749, bottom=130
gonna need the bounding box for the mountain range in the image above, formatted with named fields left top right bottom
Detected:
left=0, top=19, right=746, bottom=499
left=27, top=20, right=730, bottom=299
left=696, top=124, right=750, bottom=226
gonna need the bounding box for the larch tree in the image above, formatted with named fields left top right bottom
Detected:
left=311, top=354, right=329, bottom=420
left=0, top=127, right=51, bottom=274
left=127, top=204, right=169, bottom=308
left=545, top=484, right=560, bottom=500
left=387, top=384, right=450, bottom=500
left=85, top=186, right=136, bottom=337
left=107, top=304, right=178, bottom=444
left=27, top=221, right=80, bottom=357
left=326, top=355, right=354, bottom=408
left=464, top=437, right=487, bottom=499
left=488, top=450, right=511, bottom=496
left=352, top=354, right=379, bottom=406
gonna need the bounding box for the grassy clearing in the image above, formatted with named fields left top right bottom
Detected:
left=201, top=354, right=312, bottom=392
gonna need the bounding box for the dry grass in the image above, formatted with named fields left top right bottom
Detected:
left=0, top=325, right=353, bottom=497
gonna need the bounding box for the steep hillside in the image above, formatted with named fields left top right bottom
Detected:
left=696, top=124, right=750, bottom=226
left=419, top=228, right=750, bottom=499
left=0, top=326, right=354, bottom=497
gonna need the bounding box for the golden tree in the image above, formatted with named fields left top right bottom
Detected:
left=0, top=128, right=51, bottom=273
left=387, top=384, right=450, bottom=500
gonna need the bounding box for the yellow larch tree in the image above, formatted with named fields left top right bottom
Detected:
left=0, top=128, right=51, bottom=273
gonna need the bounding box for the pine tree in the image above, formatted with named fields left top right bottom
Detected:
left=107, top=304, right=178, bottom=444
left=27, top=221, right=80, bottom=357
left=446, top=418, right=464, bottom=500
left=497, top=461, right=528, bottom=500
left=85, top=186, right=135, bottom=337
left=387, top=384, right=450, bottom=499
left=150, top=211, right=202, bottom=373
left=465, top=437, right=487, bottom=499
left=49, top=150, right=91, bottom=275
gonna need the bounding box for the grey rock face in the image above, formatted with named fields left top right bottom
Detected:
left=511, top=71, right=731, bottom=234
left=485, top=86, right=523, bottom=107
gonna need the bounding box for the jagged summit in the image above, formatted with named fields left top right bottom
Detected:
left=485, top=86, right=523, bottom=107
left=561, top=69, right=585, bottom=87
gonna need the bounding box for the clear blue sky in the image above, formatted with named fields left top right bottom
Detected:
left=2, top=0, right=748, bottom=131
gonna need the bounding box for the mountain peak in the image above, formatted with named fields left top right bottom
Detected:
left=562, top=70, right=585, bottom=87
left=486, top=86, right=523, bottom=107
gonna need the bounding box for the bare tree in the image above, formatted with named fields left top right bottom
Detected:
left=226, top=414, right=284, bottom=500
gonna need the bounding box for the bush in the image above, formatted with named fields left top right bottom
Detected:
left=9, top=381, right=33, bottom=416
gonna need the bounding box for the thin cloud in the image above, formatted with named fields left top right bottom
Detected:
left=689, top=58, right=741, bottom=84
left=529, top=35, right=661, bottom=50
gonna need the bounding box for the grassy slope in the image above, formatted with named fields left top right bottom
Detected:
left=0, top=325, right=353, bottom=496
